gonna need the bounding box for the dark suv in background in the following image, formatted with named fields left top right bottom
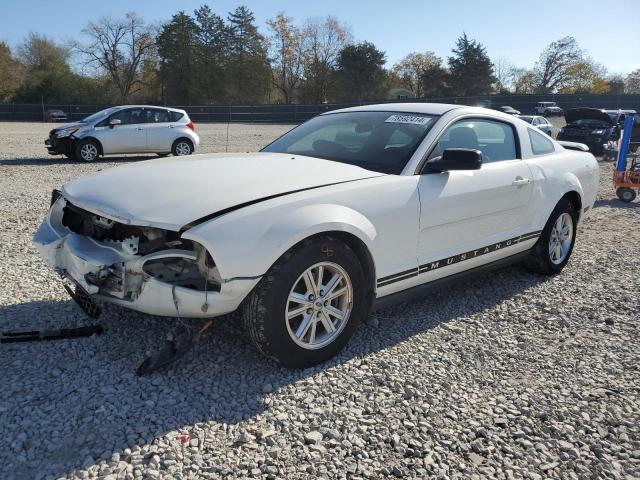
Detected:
left=557, top=108, right=626, bottom=155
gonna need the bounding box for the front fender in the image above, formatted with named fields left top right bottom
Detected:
left=182, top=203, right=377, bottom=280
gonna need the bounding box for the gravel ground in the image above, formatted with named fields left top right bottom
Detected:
left=0, top=121, right=638, bottom=480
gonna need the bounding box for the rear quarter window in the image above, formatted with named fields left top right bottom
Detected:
left=528, top=128, right=555, bottom=155
left=170, top=111, right=185, bottom=122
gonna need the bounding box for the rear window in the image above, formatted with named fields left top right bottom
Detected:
left=528, top=128, right=555, bottom=155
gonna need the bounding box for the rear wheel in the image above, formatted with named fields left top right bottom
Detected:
left=75, top=139, right=99, bottom=162
left=616, top=187, right=637, bottom=203
left=172, top=139, right=193, bottom=156
left=525, top=199, right=577, bottom=275
left=243, top=236, right=366, bottom=368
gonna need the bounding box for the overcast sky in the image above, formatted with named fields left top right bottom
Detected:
left=1, top=0, right=638, bottom=75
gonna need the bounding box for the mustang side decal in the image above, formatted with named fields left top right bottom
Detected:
left=377, top=230, right=543, bottom=287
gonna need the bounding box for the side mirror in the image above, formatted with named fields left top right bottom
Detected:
left=423, top=148, right=483, bottom=173
left=109, top=118, right=121, bottom=128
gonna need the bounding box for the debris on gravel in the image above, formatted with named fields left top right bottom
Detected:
left=0, top=121, right=638, bottom=479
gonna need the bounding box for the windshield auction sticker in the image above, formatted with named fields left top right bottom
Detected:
left=384, top=114, right=430, bottom=125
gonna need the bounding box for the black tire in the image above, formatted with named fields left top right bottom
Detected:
left=74, top=139, right=100, bottom=162
left=172, top=138, right=193, bottom=156
left=243, top=236, right=367, bottom=368
left=616, top=187, right=636, bottom=203
left=525, top=199, right=578, bottom=275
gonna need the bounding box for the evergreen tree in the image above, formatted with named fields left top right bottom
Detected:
left=334, top=42, right=387, bottom=102
left=447, top=33, right=495, bottom=96
left=194, top=5, right=227, bottom=103
left=226, top=6, right=270, bottom=103
left=157, top=11, right=199, bottom=104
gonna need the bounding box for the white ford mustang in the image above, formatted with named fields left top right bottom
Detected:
left=34, top=103, right=599, bottom=367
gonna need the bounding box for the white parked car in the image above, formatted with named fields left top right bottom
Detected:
left=45, top=105, right=200, bottom=162
left=34, top=104, right=599, bottom=368
left=518, top=115, right=554, bottom=136
left=534, top=101, right=564, bottom=117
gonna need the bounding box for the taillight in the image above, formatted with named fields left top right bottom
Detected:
left=187, top=120, right=195, bottom=131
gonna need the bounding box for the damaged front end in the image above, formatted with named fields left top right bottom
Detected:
left=33, top=191, right=259, bottom=318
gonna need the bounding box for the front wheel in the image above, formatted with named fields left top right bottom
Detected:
left=243, top=236, right=366, bottom=368
left=617, top=187, right=637, bottom=203
left=75, top=139, right=99, bottom=162
left=525, top=199, right=577, bottom=275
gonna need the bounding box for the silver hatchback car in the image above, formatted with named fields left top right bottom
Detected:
left=45, top=105, right=200, bottom=162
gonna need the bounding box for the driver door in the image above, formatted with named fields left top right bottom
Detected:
left=417, top=117, right=534, bottom=280
left=95, top=108, right=147, bottom=154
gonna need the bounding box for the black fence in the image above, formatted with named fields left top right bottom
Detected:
left=1, top=94, right=639, bottom=123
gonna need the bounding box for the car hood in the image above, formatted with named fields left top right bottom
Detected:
left=51, top=122, right=85, bottom=132
left=61, top=152, right=384, bottom=231
left=564, top=108, right=614, bottom=126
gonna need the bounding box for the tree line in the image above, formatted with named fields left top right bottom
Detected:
left=0, top=5, right=639, bottom=106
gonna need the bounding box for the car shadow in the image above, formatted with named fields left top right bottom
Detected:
left=593, top=198, right=640, bottom=209
left=0, top=155, right=162, bottom=167
left=0, top=264, right=550, bottom=478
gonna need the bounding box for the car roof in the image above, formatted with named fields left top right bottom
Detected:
left=323, top=102, right=465, bottom=116
left=110, top=105, right=187, bottom=113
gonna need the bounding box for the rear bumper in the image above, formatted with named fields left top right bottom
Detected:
left=33, top=198, right=259, bottom=319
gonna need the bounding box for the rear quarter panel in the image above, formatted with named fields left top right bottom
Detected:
left=524, top=149, right=598, bottom=228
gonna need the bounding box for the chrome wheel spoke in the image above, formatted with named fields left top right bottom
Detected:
left=326, top=286, right=347, bottom=301
left=295, top=314, right=314, bottom=339
left=288, top=304, right=309, bottom=319
left=319, top=311, right=336, bottom=333
left=289, top=292, right=310, bottom=305
left=325, top=305, right=345, bottom=321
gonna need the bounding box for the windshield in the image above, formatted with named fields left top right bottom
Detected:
left=519, top=116, right=534, bottom=124
left=261, top=111, right=438, bottom=174
left=82, top=107, right=120, bottom=123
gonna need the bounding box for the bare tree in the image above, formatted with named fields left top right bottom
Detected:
left=76, top=13, right=156, bottom=102
left=493, top=57, right=516, bottom=92
left=392, top=52, right=442, bottom=97
left=625, top=69, right=640, bottom=94
left=300, top=16, right=351, bottom=103
left=267, top=13, right=304, bottom=104
left=533, top=36, right=583, bottom=93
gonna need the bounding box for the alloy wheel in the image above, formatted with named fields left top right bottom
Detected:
left=548, top=212, right=573, bottom=264
left=80, top=143, right=98, bottom=162
left=285, top=262, right=353, bottom=350
left=175, top=142, right=191, bottom=156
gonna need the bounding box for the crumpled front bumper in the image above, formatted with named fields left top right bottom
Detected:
left=33, top=199, right=260, bottom=319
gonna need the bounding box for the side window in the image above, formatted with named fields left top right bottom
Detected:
left=129, top=109, right=145, bottom=124
left=109, top=109, right=131, bottom=125
left=147, top=109, right=170, bottom=123
left=429, top=118, right=518, bottom=163
left=528, top=128, right=555, bottom=155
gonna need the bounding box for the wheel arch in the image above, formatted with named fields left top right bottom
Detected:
left=561, top=190, right=582, bottom=219
left=183, top=203, right=378, bottom=286
left=75, top=136, right=103, bottom=155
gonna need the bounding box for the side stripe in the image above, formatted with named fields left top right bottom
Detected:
left=377, top=230, right=542, bottom=288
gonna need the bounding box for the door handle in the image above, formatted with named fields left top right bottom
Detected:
left=169, top=125, right=175, bottom=128
left=136, top=127, right=144, bottom=131
left=512, top=177, right=531, bottom=186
